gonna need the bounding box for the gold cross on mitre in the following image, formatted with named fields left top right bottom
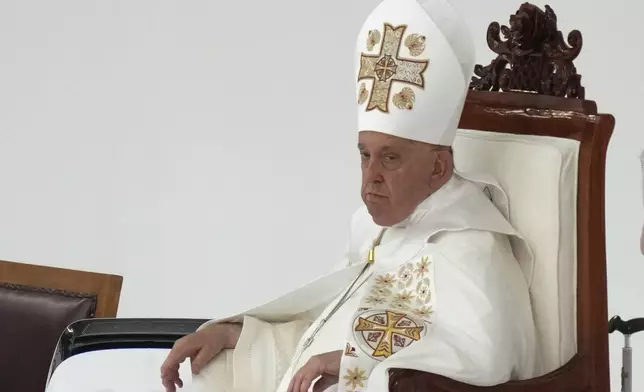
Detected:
left=358, top=23, right=429, bottom=113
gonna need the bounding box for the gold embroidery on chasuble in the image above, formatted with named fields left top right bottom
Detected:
left=343, top=367, right=368, bottom=390
left=338, top=253, right=435, bottom=392
left=358, top=23, right=429, bottom=113
left=344, top=342, right=358, bottom=357
left=353, top=310, right=425, bottom=358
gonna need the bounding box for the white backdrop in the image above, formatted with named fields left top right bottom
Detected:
left=0, top=0, right=642, bottom=390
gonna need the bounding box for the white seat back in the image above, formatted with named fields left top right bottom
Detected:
left=453, top=128, right=580, bottom=374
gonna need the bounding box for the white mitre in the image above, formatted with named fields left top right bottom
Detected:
left=355, top=0, right=475, bottom=146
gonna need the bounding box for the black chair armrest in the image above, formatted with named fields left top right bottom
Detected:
left=609, top=315, right=644, bottom=336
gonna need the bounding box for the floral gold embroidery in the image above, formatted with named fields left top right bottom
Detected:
left=397, top=263, right=414, bottom=289
left=392, top=87, right=415, bottom=110
left=344, top=367, right=368, bottom=389
left=414, top=255, right=430, bottom=278
left=366, top=29, right=381, bottom=51
left=391, top=302, right=410, bottom=311
left=413, top=305, right=433, bottom=319
left=393, top=290, right=415, bottom=307
left=375, top=273, right=397, bottom=288
left=404, top=33, right=426, bottom=56
left=358, top=83, right=369, bottom=105
left=371, top=285, right=392, bottom=298
left=365, top=295, right=387, bottom=305
left=416, top=278, right=431, bottom=303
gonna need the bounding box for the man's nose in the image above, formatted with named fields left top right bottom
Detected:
left=364, top=160, right=383, bottom=183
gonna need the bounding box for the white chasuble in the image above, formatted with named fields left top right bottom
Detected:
left=193, top=174, right=540, bottom=392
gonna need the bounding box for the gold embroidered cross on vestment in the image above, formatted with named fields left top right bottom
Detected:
left=354, top=310, right=424, bottom=358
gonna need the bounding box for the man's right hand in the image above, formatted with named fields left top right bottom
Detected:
left=160, top=322, right=243, bottom=392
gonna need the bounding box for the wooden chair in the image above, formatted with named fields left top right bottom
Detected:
left=0, top=259, right=123, bottom=392
left=389, top=3, right=613, bottom=391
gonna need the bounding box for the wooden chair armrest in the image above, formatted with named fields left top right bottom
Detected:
left=389, top=369, right=479, bottom=392
left=388, top=355, right=588, bottom=392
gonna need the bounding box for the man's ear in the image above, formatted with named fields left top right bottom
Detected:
left=429, top=151, right=453, bottom=185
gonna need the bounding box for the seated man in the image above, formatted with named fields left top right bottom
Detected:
left=161, top=0, right=541, bottom=391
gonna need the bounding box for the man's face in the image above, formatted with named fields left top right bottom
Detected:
left=358, top=131, right=451, bottom=226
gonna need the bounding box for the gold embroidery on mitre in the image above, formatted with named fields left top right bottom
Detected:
left=392, top=87, right=415, bottom=110
left=358, top=83, right=369, bottom=105
left=404, top=33, right=426, bottom=56
left=366, top=29, right=381, bottom=51
left=353, top=310, right=425, bottom=359
left=343, top=367, right=368, bottom=390
left=358, top=23, right=429, bottom=113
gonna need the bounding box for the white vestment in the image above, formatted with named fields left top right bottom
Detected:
left=193, top=174, right=541, bottom=392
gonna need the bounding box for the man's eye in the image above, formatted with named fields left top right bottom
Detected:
left=384, top=155, right=398, bottom=161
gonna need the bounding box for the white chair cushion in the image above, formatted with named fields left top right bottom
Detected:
left=46, top=349, right=191, bottom=392
left=453, top=128, right=580, bottom=374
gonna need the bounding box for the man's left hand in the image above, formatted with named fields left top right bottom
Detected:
left=287, top=350, right=343, bottom=392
